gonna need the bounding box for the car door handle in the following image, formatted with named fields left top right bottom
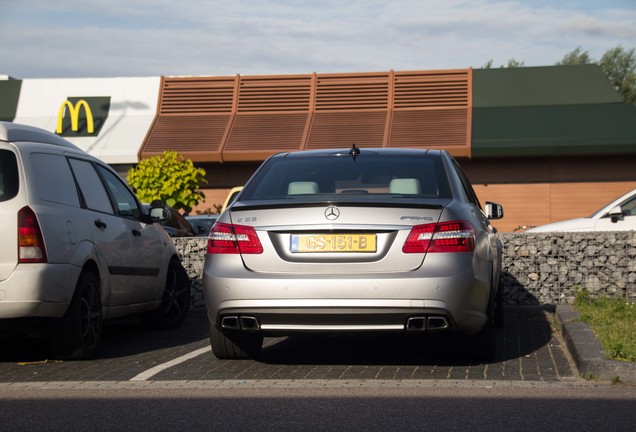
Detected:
left=94, top=219, right=107, bottom=230
left=132, top=229, right=142, bottom=237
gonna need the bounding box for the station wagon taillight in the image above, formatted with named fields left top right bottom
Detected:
left=403, top=221, right=475, bottom=253
left=207, top=222, right=263, bottom=255
left=18, top=206, right=48, bottom=263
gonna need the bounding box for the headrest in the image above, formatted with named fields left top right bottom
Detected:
left=389, top=178, right=421, bottom=194
left=288, top=181, right=320, bottom=195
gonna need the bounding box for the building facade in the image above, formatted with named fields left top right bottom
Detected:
left=2, top=65, right=635, bottom=232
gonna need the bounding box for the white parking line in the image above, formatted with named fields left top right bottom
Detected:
left=130, top=346, right=211, bottom=381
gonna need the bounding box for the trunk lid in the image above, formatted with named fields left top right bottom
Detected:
left=228, top=201, right=447, bottom=274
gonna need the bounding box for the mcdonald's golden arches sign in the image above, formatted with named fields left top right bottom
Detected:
left=56, top=96, right=110, bottom=137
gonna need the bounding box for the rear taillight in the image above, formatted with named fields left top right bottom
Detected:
left=18, top=206, right=47, bottom=263
left=207, top=222, right=263, bottom=255
left=403, top=221, right=475, bottom=254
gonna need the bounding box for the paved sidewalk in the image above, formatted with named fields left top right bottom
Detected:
left=0, top=306, right=576, bottom=384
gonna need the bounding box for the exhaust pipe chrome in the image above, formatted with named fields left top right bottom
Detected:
left=427, top=316, right=449, bottom=330
left=406, top=316, right=450, bottom=331
left=220, top=316, right=240, bottom=330
left=221, top=315, right=261, bottom=330
left=406, top=317, right=427, bottom=331
left=240, top=316, right=260, bottom=330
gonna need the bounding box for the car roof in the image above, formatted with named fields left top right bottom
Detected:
left=0, top=121, right=82, bottom=151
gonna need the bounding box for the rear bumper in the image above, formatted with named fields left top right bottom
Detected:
left=0, top=263, right=79, bottom=318
left=214, top=303, right=455, bottom=334
left=203, top=255, right=492, bottom=335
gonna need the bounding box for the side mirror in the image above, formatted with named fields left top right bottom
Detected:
left=149, top=200, right=171, bottom=222
left=608, top=205, right=624, bottom=223
left=485, top=201, right=504, bottom=220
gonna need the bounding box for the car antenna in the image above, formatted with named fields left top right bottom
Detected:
left=349, top=143, right=360, bottom=159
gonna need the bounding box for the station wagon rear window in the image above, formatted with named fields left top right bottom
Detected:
left=0, top=150, right=19, bottom=202
left=31, top=153, right=80, bottom=207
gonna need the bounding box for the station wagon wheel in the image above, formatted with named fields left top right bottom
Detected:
left=140, top=258, right=190, bottom=329
left=209, top=323, right=263, bottom=360
left=50, top=270, right=102, bottom=360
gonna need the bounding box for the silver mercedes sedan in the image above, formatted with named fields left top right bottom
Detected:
left=203, top=146, right=504, bottom=361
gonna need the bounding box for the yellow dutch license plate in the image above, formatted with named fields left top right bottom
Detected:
left=291, top=234, right=377, bottom=253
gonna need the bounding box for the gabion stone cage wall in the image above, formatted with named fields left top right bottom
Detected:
left=174, top=238, right=208, bottom=308
left=174, top=231, right=636, bottom=308
left=500, top=232, right=636, bottom=305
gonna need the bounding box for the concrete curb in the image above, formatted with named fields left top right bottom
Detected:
left=555, top=305, right=636, bottom=384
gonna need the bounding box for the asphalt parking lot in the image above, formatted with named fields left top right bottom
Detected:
left=0, top=305, right=578, bottom=384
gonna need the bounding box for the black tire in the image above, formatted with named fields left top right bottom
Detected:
left=141, top=258, right=191, bottom=329
left=452, top=291, right=496, bottom=363
left=209, top=322, right=263, bottom=360
left=471, top=291, right=497, bottom=362
left=50, top=271, right=102, bottom=360
left=494, top=280, right=505, bottom=329
left=494, top=241, right=505, bottom=329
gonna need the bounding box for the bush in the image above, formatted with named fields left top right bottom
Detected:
left=127, top=151, right=206, bottom=213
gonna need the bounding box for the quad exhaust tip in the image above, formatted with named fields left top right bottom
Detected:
left=240, top=316, right=260, bottom=330
left=427, top=316, right=449, bottom=330
left=221, top=315, right=260, bottom=330
left=406, top=316, right=449, bottom=331
left=222, top=315, right=447, bottom=332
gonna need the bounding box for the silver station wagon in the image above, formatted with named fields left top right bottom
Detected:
left=203, top=146, right=504, bottom=361
left=0, top=122, right=190, bottom=359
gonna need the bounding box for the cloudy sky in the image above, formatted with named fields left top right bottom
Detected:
left=1, top=0, right=635, bottom=79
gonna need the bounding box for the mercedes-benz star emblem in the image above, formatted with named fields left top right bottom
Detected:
left=324, top=206, right=340, bottom=221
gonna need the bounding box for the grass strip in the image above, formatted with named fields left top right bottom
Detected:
left=574, top=290, right=636, bottom=362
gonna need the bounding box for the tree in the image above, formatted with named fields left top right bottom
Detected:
left=555, top=46, right=636, bottom=104
left=556, top=47, right=593, bottom=65
left=481, top=58, right=525, bottom=68
left=599, top=46, right=636, bottom=105
left=505, top=59, right=525, bottom=68
left=127, top=151, right=206, bottom=213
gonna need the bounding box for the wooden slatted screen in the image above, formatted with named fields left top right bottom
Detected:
left=141, top=69, right=472, bottom=162
left=140, top=76, right=236, bottom=161
left=314, top=72, right=389, bottom=111
left=393, top=70, right=470, bottom=108
left=306, top=72, right=389, bottom=150
left=307, top=111, right=387, bottom=149
left=223, top=75, right=312, bottom=161
left=236, top=75, right=312, bottom=112
left=390, top=70, right=471, bottom=156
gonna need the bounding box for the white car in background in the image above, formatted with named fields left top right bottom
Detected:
left=526, top=189, right=636, bottom=232
left=0, top=122, right=191, bottom=359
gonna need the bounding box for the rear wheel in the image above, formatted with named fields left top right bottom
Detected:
left=209, top=322, right=263, bottom=360
left=453, top=291, right=496, bottom=363
left=50, top=271, right=102, bottom=360
left=494, top=281, right=505, bottom=329
left=471, top=290, right=497, bottom=362
left=140, top=258, right=191, bottom=329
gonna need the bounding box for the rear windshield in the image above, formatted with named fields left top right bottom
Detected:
left=241, top=153, right=451, bottom=202
left=0, top=149, right=19, bottom=202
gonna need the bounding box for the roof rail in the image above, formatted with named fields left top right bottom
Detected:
left=0, top=121, right=81, bottom=150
